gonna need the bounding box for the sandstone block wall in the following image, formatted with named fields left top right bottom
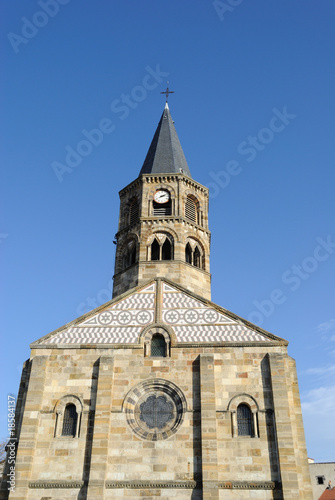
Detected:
left=1, top=341, right=314, bottom=499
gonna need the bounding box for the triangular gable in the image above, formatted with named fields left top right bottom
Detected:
left=161, top=282, right=281, bottom=343
left=32, top=279, right=286, bottom=347
left=32, top=283, right=156, bottom=346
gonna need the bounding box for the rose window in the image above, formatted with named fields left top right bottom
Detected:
left=140, top=395, right=173, bottom=429
left=123, top=379, right=186, bottom=441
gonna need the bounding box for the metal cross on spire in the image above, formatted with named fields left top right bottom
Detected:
left=160, top=82, right=174, bottom=103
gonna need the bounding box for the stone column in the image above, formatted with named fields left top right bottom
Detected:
left=252, top=412, right=259, bottom=438
left=9, top=355, right=48, bottom=500
left=87, top=356, right=114, bottom=500
left=199, top=354, right=219, bottom=500
left=268, top=353, right=303, bottom=499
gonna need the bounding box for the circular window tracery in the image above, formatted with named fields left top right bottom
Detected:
left=123, top=379, right=187, bottom=441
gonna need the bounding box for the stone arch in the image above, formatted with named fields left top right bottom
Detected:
left=115, top=233, right=139, bottom=273
left=227, top=393, right=259, bottom=438
left=147, top=184, right=176, bottom=217
left=147, top=231, right=174, bottom=261
left=54, top=395, right=83, bottom=438
left=183, top=231, right=209, bottom=254
left=121, top=195, right=140, bottom=228
left=140, top=324, right=176, bottom=357
left=184, top=236, right=206, bottom=270
left=183, top=191, right=204, bottom=225
left=145, top=225, right=180, bottom=243
left=147, top=184, right=177, bottom=201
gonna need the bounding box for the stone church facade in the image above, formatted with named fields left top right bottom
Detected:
left=1, top=104, right=313, bottom=499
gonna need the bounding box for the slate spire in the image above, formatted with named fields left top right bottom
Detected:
left=139, top=103, right=192, bottom=178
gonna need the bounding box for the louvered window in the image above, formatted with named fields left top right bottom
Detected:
left=62, top=404, right=77, bottom=437
left=185, top=197, right=197, bottom=222
left=237, top=404, right=253, bottom=436
left=129, top=199, right=139, bottom=224
left=151, top=334, right=166, bottom=357
left=153, top=200, right=171, bottom=216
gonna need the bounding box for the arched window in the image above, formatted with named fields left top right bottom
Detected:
left=151, top=334, right=166, bottom=357
left=149, top=234, right=173, bottom=261
left=185, top=239, right=205, bottom=270
left=122, top=239, right=137, bottom=270
left=185, top=196, right=197, bottom=223
left=185, top=243, right=192, bottom=264
left=62, top=404, right=77, bottom=437
left=237, top=404, right=253, bottom=436
left=129, top=198, right=139, bottom=225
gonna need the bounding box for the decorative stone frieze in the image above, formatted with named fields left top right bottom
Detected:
left=29, top=481, right=85, bottom=488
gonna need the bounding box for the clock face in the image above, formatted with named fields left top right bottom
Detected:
left=154, top=190, right=170, bottom=204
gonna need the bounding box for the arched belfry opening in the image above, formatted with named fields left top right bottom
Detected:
left=185, top=238, right=205, bottom=270
left=148, top=233, right=174, bottom=262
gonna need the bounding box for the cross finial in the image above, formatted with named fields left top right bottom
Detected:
left=160, top=82, right=174, bottom=103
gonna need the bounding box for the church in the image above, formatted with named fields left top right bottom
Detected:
left=1, top=99, right=314, bottom=499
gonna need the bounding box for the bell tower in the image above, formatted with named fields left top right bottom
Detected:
left=113, top=102, right=211, bottom=300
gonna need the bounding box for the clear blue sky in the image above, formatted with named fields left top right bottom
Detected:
left=1, top=0, right=335, bottom=461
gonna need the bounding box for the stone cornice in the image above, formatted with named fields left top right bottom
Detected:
left=30, top=340, right=285, bottom=350
left=112, top=259, right=212, bottom=280
left=118, top=173, right=209, bottom=197
left=115, top=216, right=211, bottom=239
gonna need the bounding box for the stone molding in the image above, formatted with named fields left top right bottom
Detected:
left=29, top=481, right=85, bottom=488
left=218, top=481, right=277, bottom=489
left=106, top=480, right=198, bottom=489
left=27, top=479, right=277, bottom=490
left=27, top=479, right=277, bottom=491
left=32, top=340, right=285, bottom=350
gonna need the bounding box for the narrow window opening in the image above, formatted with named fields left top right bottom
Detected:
left=194, top=246, right=201, bottom=268
left=62, top=404, right=77, bottom=437
left=237, top=404, right=253, bottom=436
left=151, top=239, right=160, bottom=261
left=185, top=197, right=197, bottom=223
left=129, top=199, right=139, bottom=225
left=129, top=245, right=136, bottom=265
left=151, top=334, right=166, bottom=357
left=185, top=243, right=192, bottom=264
left=162, top=239, right=172, bottom=260
left=122, top=241, right=136, bottom=270
left=317, top=476, right=325, bottom=485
